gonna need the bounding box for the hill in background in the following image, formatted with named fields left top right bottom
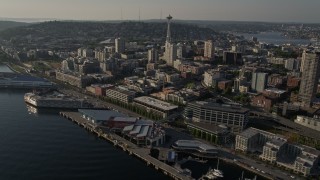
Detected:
left=0, top=21, right=29, bottom=32
left=0, top=21, right=218, bottom=50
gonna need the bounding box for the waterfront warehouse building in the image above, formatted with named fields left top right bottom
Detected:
left=122, top=120, right=166, bottom=146
left=184, top=101, right=250, bottom=133
left=133, top=96, right=178, bottom=118
left=79, top=109, right=127, bottom=126
left=106, top=117, right=137, bottom=131
left=79, top=109, right=148, bottom=132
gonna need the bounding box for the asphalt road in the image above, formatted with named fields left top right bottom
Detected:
left=59, top=88, right=142, bottom=118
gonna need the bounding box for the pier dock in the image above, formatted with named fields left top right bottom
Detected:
left=60, top=111, right=192, bottom=180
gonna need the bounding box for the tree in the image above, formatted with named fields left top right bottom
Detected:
left=223, top=87, right=232, bottom=95
left=185, top=82, right=195, bottom=89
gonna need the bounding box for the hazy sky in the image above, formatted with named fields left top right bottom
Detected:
left=0, top=0, right=319, bottom=23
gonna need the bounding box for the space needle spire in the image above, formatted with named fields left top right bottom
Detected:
left=166, top=15, right=173, bottom=44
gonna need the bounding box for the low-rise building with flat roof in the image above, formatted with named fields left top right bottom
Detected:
left=79, top=109, right=127, bottom=125
left=186, top=122, right=231, bottom=145
left=106, top=86, right=136, bottom=104
left=184, top=101, right=250, bottom=133
left=133, top=96, right=178, bottom=118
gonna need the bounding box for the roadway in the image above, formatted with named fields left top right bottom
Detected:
left=59, top=88, right=143, bottom=118
left=251, top=110, right=320, bottom=141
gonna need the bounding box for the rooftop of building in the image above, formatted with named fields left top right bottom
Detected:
left=134, top=96, right=178, bottom=111
left=266, top=138, right=287, bottom=148
left=296, top=115, right=320, bottom=123
left=238, top=127, right=276, bottom=139
left=264, top=88, right=287, bottom=95
left=187, top=122, right=229, bottom=134
left=56, top=70, right=90, bottom=78
left=123, top=120, right=164, bottom=140
left=295, top=156, right=315, bottom=167
left=190, top=101, right=250, bottom=114
left=173, top=140, right=217, bottom=152
left=107, top=86, right=136, bottom=96
left=79, top=109, right=126, bottom=121
left=300, top=145, right=320, bottom=157
left=111, top=117, right=137, bottom=123
left=87, top=74, right=113, bottom=78
left=89, top=84, right=114, bottom=88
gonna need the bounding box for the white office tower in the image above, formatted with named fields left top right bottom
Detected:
left=204, top=40, right=214, bottom=60
left=115, top=38, right=125, bottom=54
left=298, top=51, right=320, bottom=107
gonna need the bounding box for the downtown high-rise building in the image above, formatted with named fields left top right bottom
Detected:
left=298, top=51, right=320, bottom=107
left=115, top=38, right=125, bottom=54
left=204, top=40, right=214, bottom=60
left=163, top=15, right=176, bottom=66
left=148, top=48, right=159, bottom=63
left=251, top=72, right=268, bottom=92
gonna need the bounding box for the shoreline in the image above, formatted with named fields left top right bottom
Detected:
left=59, top=110, right=274, bottom=180
left=0, top=63, right=298, bottom=180
left=59, top=111, right=192, bottom=180
left=0, top=62, right=20, bottom=73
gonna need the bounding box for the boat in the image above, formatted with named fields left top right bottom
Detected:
left=24, top=91, right=92, bottom=109
left=212, top=158, right=223, bottom=178
left=200, top=168, right=217, bottom=180
left=204, top=174, right=217, bottom=180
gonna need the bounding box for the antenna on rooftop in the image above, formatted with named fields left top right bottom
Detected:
left=139, top=7, right=141, bottom=22
left=160, top=8, right=162, bottom=20
left=121, top=8, right=123, bottom=21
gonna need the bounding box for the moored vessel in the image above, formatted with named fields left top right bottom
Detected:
left=24, top=91, right=91, bottom=109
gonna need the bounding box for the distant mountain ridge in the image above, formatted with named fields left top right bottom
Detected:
left=0, top=21, right=218, bottom=50
left=0, top=21, right=217, bottom=41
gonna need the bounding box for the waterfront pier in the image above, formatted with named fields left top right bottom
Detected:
left=60, top=111, right=192, bottom=180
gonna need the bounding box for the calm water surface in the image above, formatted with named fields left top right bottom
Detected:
left=0, top=64, right=168, bottom=180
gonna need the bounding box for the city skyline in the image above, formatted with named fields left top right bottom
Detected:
left=0, top=0, right=320, bottom=23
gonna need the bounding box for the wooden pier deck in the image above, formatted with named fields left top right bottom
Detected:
left=60, top=111, right=192, bottom=180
